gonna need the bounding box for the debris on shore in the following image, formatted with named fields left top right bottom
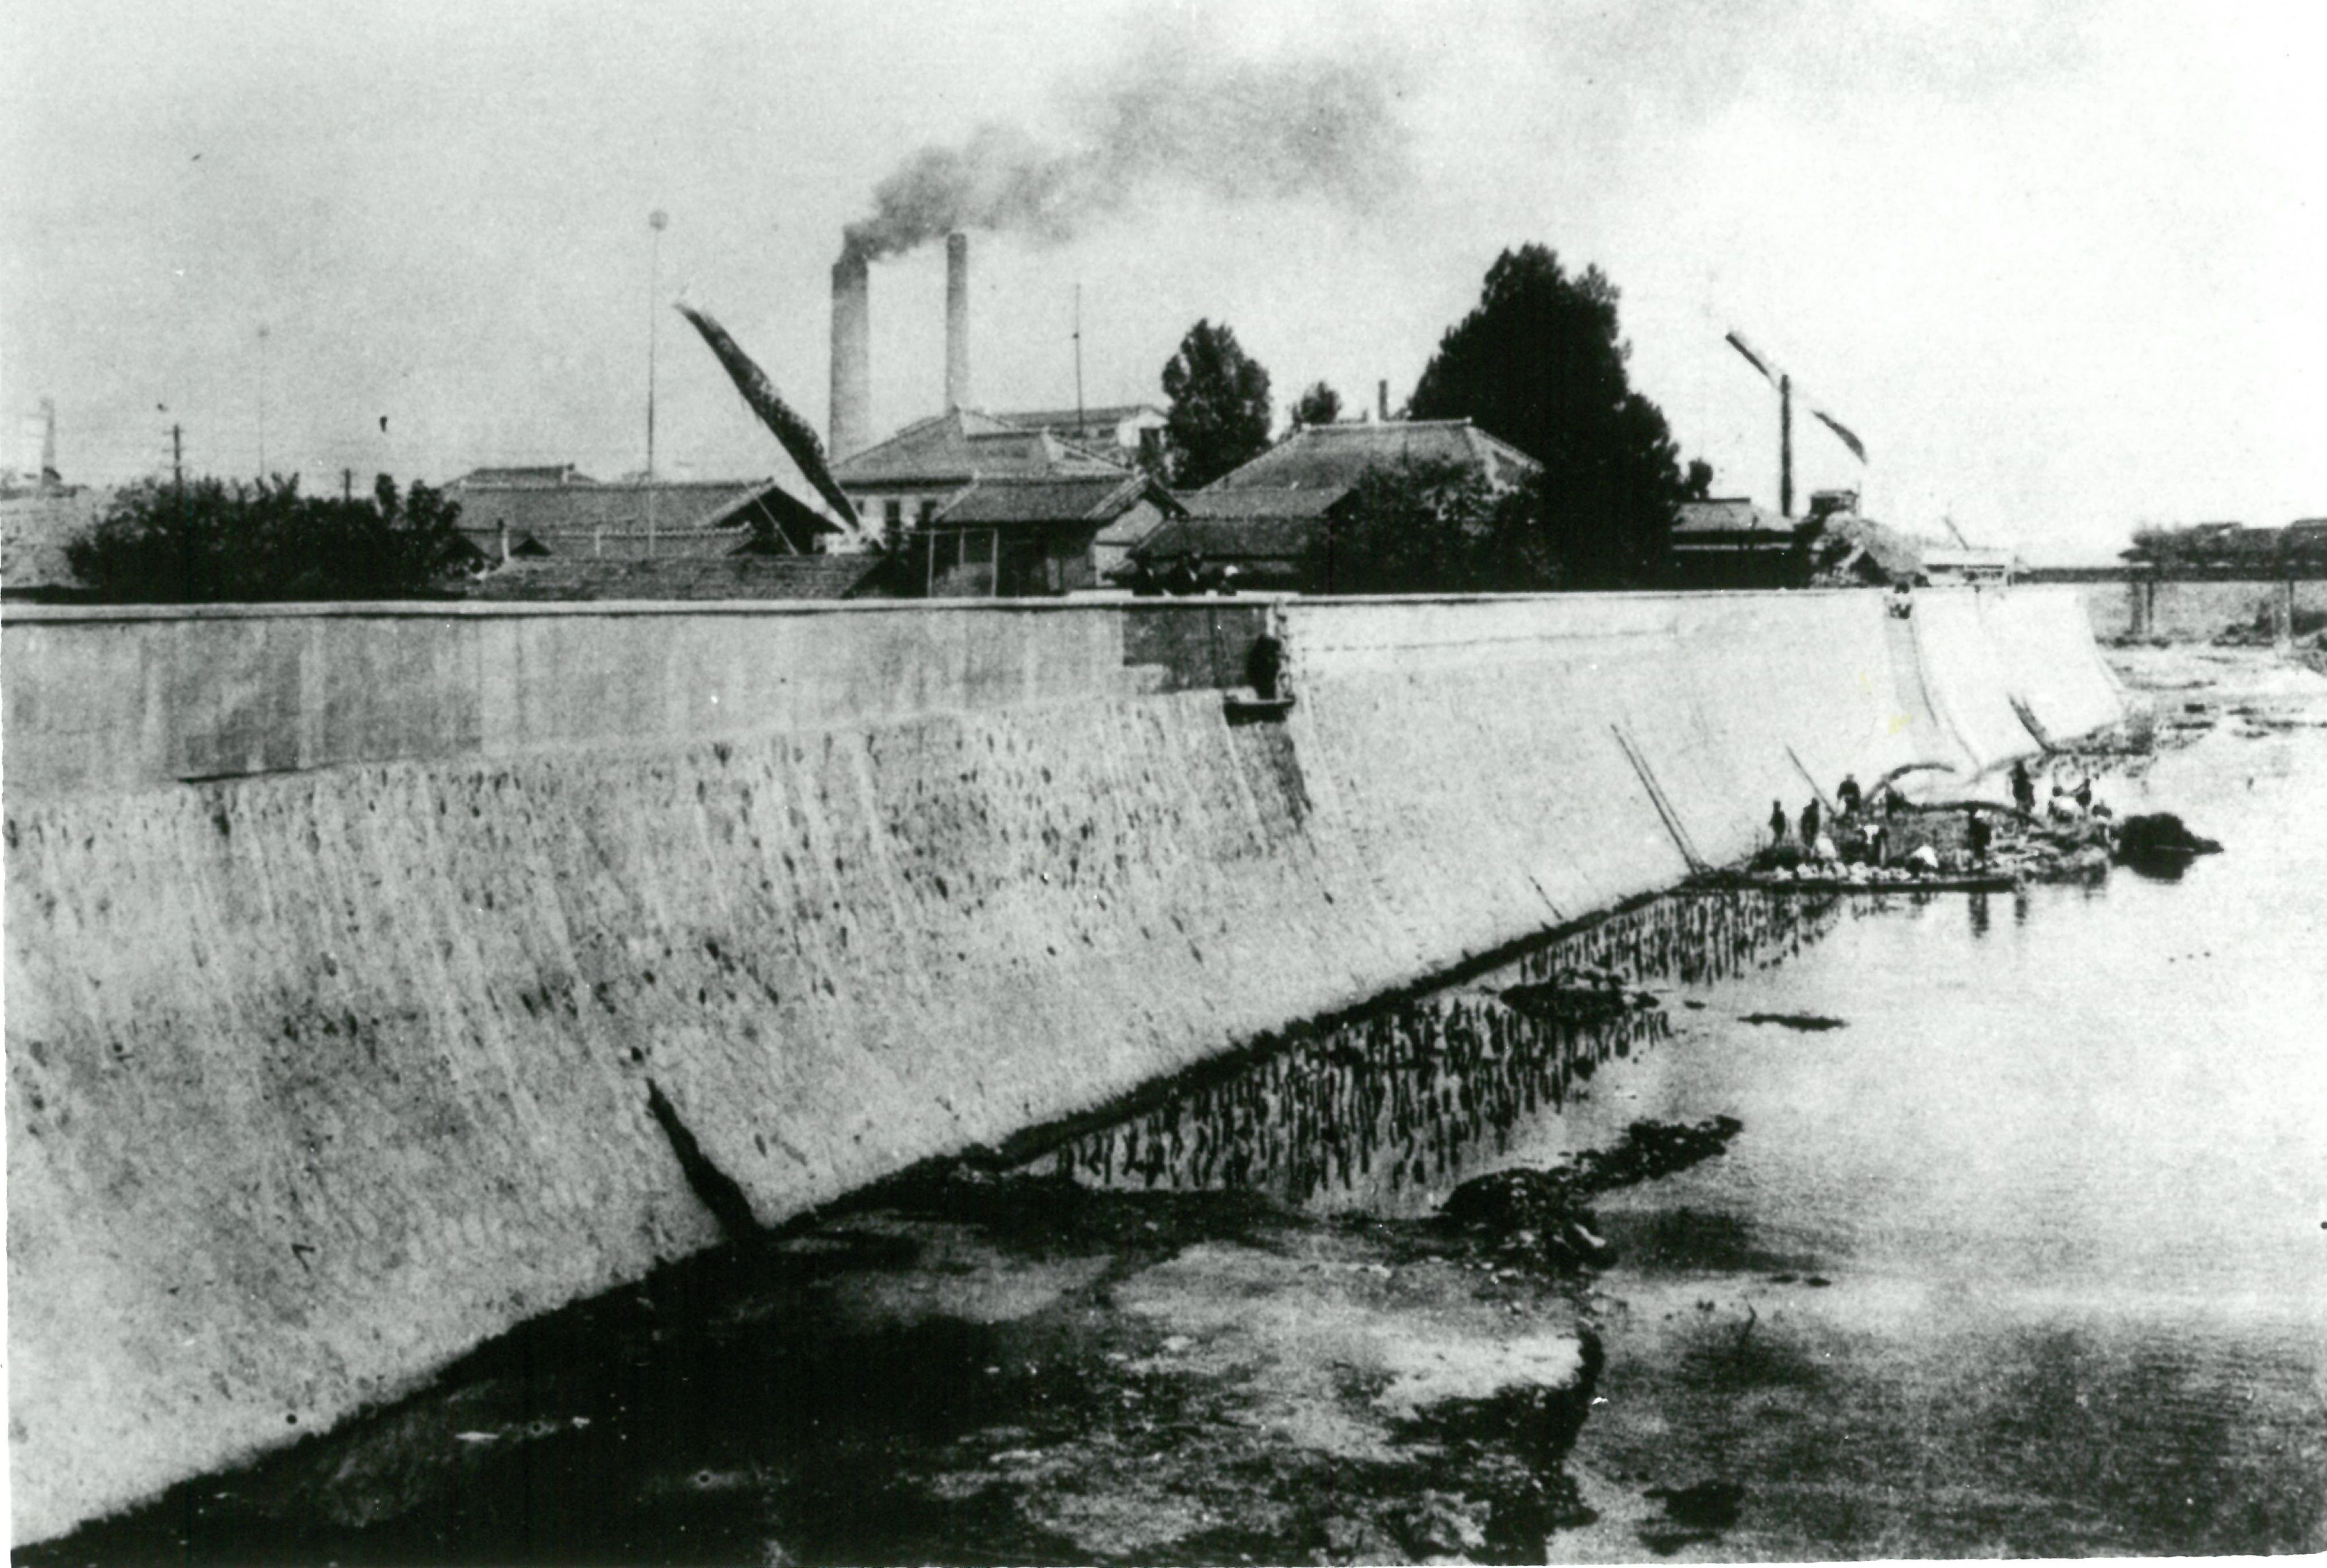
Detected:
left=1439, top=1116, right=1745, bottom=1274
left=1501, top=966, right=1661, bottom=1022
left=2113, top=811, right=2224, bottom=874
left=1738, top=1012, right=1847, bottom=1032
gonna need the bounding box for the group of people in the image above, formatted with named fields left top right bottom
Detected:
left=1767, top=772, right=1911, bottom=870
left=2011, top=758, right=2107, bottom=825
left=1765, top=760, right=2113, bottom=882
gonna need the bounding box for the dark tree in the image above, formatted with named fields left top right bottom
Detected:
left=1301, top=458, right=1561, bottom=596
left=1408, top=244, right=1694, bottom=587
left=1685, top=458, right=1716, bottom=500
left=1290, top=380, right=1343, bottom=430
left=66, top=473, right=472, bottom=602
left=1160, top=319, right=1273, bottom=489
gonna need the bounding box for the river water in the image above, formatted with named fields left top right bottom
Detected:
left=1037, top=648, right=2327, bottom=1559
left=1532, top=654, right=2327, bottom=1558
left=33, top=649, right=2327, bottom=1564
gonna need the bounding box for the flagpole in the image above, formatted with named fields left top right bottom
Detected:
left=1780, top=373, right=1793, bottom=518
left=647, top=209, right=668, bottom=556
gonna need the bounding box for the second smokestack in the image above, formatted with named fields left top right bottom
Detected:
left=945, top=232, right=971, bottom=413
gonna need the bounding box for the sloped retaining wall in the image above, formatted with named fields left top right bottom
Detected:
left=3, top=587, right=2113, bottom=1543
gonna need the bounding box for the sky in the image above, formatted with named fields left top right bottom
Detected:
left=3, top=0, right=2322, bottom=563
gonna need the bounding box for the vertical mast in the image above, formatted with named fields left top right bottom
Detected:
left=1779, top=372, right=1793, bottom=518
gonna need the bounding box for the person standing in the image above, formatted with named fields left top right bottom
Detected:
left=1800, top=799, right=1822, bottom=850
left=1837, top=774, right=1863, bottom=815
left=2010, top=760, right=2036, bottom=815
left=1769, top=799, right=1789, bottom=848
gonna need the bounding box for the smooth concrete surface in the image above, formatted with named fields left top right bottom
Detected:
left=1983, top=589, right=2126, bottom=746
left=1910, top=591, right=2048, bottom=775
left=2, top=587, right=2113, bottom=1543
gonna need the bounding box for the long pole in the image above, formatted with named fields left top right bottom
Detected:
left=256, top=323, right=270, bottom=478
left=1073, top=283, right=1085, bottom=434
left=1779, top=372, right=1793, bottom=518
left=647, top=209, right=668, bottom=556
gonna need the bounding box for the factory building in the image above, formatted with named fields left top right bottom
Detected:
left=447, top=468, right=841, bottom=563
left=916, top=472, right=1182, bottom=597
left=826, top=229, right=1167, bottom=587
left=830, top=413, right=1129, bottom=558
left=1130, top=419, right=1540, bottom=591
left=989, top=403, right=1167, bottom=469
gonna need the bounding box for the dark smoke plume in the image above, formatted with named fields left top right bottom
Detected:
left=843, top=28, right=1413, bottom=261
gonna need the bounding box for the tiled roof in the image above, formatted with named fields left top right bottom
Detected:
left=461, top=552, right=887, bottom=602
left=451, top=464, right=597, bottom=487
left=450, top=477, right=843, bottom=561
left=1134, top=514, right=1322, bottom=563
left=1207, top=419, right=1539, bottom=494
left=452, top=477, right=779, bottom=533
left=1177, top=488, right=1344, bottom=522
left=990, top=404, right=1163, bottom=432
left=933, top=473, right=1178, bottom=527
left=834, top=409, right=1129, bottom=487
left=1675, top=497, right=1792, bottom=537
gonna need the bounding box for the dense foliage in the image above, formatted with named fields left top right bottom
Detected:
left=1301, top=459, right=1560, bottom=595
left=66, top=475, right=472, bottom=602
left=1408, top=244, right=1694, bottom=588
left=1290, top=381, right=1343, bottom=430
left=2128, top=521, right=2327, bottom=572
left=1159, top=320, right=1274, bottom=490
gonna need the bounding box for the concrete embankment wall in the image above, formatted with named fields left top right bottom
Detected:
left=3, top=587, right=2114, bottom=1543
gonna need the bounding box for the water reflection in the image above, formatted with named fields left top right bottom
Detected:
left=1051, top=891, right=1853, bottom=1209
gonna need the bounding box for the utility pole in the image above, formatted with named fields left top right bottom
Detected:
left=646, top=209, right=668, bottom=558
left=1779, top=372, right=1793, bottom=518
left=170, top=421, right=187, bottom=593
left=343, top=468, right=353, bottom=502
left=1073, top=283, right=1086, bottom=435
left=256, top=323, right=270, bottom=478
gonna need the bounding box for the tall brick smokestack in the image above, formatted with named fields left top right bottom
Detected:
left=944, top=232, right=971, bottom=413
left=829, top=250, right=871, bottom=462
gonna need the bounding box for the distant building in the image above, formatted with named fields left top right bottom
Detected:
left=1921, top=545, right=2018, bottom=587
left=1203, top=418, right=1538, bottom=496
left=1670, top=488, right=1951, bottom=589
left=829, top=410, right=1130, bottom=554
left=0, top=487, right=105, bottom=600
left=1130, top=491, right=1345, bottom=593
left=917, top=472, right=1182, bottom=597
left=1131, top=419, right=1540, bottom=591
left=990, top=404, right=1167, bottom=470
left=447, top=469, right=840, bottom=563
left=1670, top=496, right=1806, bottom=587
